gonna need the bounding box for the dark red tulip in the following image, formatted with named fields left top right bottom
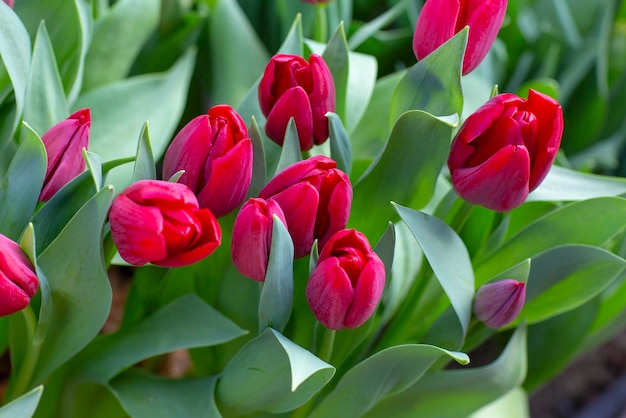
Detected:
left=474, top=279, right=526, bottom=328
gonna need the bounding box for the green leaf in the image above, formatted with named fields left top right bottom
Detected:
left=373, top=222, right=396, bottom=280
left=390, top=28, right=466, bottom=123
left=348, top=0, right=409, bottom=50
left=23, top=22, right=68, bottom=135
left=327, top=112, right=352, bottom=176
left=248, top=115, right=267, bottom=196
left=0, top=123, right=46, bottom=241
left=83, top=150, right=103, bottom=191
left=364, top=325, right=527, bottom=418
left=468, top=388, right=529, bottom=418
left=344, top=50, right=377, bottom=134
left=394, top=204, right=474, bottom=336
left=132, top=122, right=156, bottom=182
left=259, top=216, right=294, bottom=333
left=274, top=118, right=302, bottom=177
left=109, top=370, right=222, bottom=418
left=310, top=344, right=469, bottom=418
left=321, top=23, right=349, bottom=124
left=0, top=385, right=43, bottom=418
left=82, top=0, right=160, bottom=91
left=31, top=186, right=114, bottom=383
left=217, top=328, right=335, bottom=415
left=73, top=294, right=247, bottom=383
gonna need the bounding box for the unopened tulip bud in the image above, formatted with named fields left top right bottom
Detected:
left=306, top=229, right=385, bottom=330
left=231, top=198, right=287, bottom=282
left=39, top=108, right=91, bottom=202
left=474, top=279, right=526, bottom=328
left=0, top=234, right=39, bottom=317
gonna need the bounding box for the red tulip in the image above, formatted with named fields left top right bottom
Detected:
left=39, top=108, right=91, bottom=202
left=258, top=54, right=335, bottom=151
left=231, top=198, right=288, bottom=282
left=474, top=279, right=526, bottom=328
left=448, top=89, right=563, bottom=212
left=0, top=234, right=39, bottom=317
left=306, top=229, right=385, bottom=330
left=162, top=105, right=253, bottom=218
left=413, top=0, right=507, bottom=74
left=258, top=156, right=352, bottom=258
left=109, top=180, right=221, bottom=267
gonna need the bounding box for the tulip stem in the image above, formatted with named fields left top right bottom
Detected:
left=313, top=4, right=328, bottom=43
left=317, top=325, right=336, bottom=363
left=7, top=306, right=41, bottom=401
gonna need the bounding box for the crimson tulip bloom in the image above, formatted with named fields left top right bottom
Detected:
left=474, top=279, right=526, bottom=328
left=0, top=234, right=39, bottom=317
left=109, top=180, right=221, bottom=267
left=258, top=54, right=335, bottom=151
left=258, top=156, right=352, bottom=258
left=162, top=105, right=253, bottom=218
left=448, top=89, right=563, bottom=212
left=39, top=108, right=91, bottom=202
left=231, top=198, right=288, bottom=282
left=413, top=0, right=507, bottom=74
left=306, top=229, right=385, bottom=330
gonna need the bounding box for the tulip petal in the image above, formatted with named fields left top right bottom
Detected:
left=344, top=255, right=386, bottom=329
left=124, top=180, right=199, bottom=208
left=316, top=173, right=352, bottom=250
left=265, top=86, right=314, bottom=151
left=412, top=0, right=459, bottom=61
left=461, top=0, right=508, bottom=74
left=306, top=258, right=354, bottom=330
left=0, top=271, right=31, bottom=316
left=308, top=54, right=335, bottom=145
left=0, top=235, right=39, bottom=298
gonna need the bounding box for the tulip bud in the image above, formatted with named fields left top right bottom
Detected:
left=39, top=108, right=91, bottom=202
left=258, top=54, right=335, bottom=151
left=258, top=156, right=352, bottom=258
left=447, top=89, right=563, bottom=212
left=474, top=279, right=526, bottom=328
left=109, top=180, right=221, bottom=268
left=0, top=234, right=39, bottom=317
left=413, top=0, right=507, bottom=75
left=162, top=105, right=253, bottom=218
left=306, top=229, right=385, bottom=330
left=231, top=198, right=287, bottom=282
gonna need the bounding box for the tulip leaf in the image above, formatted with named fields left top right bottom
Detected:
left=31, top=186, right=114, bottom=384
left=23, top=22, right=68, bottom=136
left=519, top=245, right=626, bottom=325
left=390, top=27, right=466, bottom=124
left=109, top=370, right=222, bottom=418
left=364, top=325, right=527, bottom=418
left=249, top=115, right=267, bottom=196
left=132, top=122, right=156, bottom=182
left=348, top=0, right=409, bottom=50
left=310, top=344, right=469, bottom=418
left=394, top=203, right=474, bottom=336
left=83, top=149, right=103, bottom=191
left=274, top=118, right=302, bottom=177
left=0, top=2, right=31, bottom=138
left=259, top=216, right=294, bottom=333
left=217, top=328, right=335, bottom=416
left=373, top=221, right=396, bottom=280
left=320, top=23, right=349, bottom=125
left=528, top=165, right=626, bottom=201
left=327, top=112, right=352, bottom=176
left=82, top=0, right=160, bottom=91
left=0, top=385, right=43, bottom=418
left=350, top=110, right=453, bottom=241
left=72, top=294, right=247, bottom=383
left=0, top=122, right=46, bottom=241
left=468, top=388, right=530, bottom=418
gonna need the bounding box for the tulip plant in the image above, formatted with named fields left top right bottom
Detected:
left=1, top=0, right=626, bottom=417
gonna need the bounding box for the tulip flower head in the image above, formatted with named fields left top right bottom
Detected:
left=306, top=229, right=385, bottom=330
left=162, top=105, right=253, bottom=218
left=231, top=198, right=288, bottom=282
left=448, top=89, right=563, bottom=212
left=258, top=54, right=335, bottom=151
left=413, top=0, right=508, bottom=74
left=39, top=108, right=91, bottom=202
left=109, top=180, right=221, bottom=268
left=259, top=156, right=352, bottom=258
left=474, top=279, right=526, bottom=328
left=0, top=234, right=39, bottom=317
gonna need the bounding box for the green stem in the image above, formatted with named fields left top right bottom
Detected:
left=8, top=306, right=41, bottom=401
left=317, top=327, right=336, bottom=363
left=313, top=4, right=328, bottom=43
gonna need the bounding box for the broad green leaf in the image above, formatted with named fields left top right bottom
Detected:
left=349, top=111, right=454, bottom=240
left=31, top=187, right=114, bottom=384
left=321, top=23, right=349, bottom=124
left=373, top=222, right=396, bottom=280
left=83, top=150, right=103, bottom=191
left=0, top=123, right=46, bottom=241
left=248, top=116, right=267, bottom=196
left=474, top=197, right=626, bottom=284
left=209, top=0, right=268, bottom=105
left=469, top=388, right=529, bottom=418
left=132, top=122, right=156, bottom=182
left=390, top=28, right=466, bottom=123
left=73, top=49, right=195, bottom=191
left=0, top=385, right=43, bottom=418
left=82, top=0, right=160, bottom=91
left=259, top=216, right=294, bottom=333
left=344, top=50, right=377, bottom=134
left=73, top=294, right=247, bottom=383
left=527, top=165, right=626, bottom=201
left=23, top=22, right=68, bottom=135
left=364, top=325, right=527, bottom=418
left=0, top=2, right=31, bottom=137
left=109, top=370, right=221, bottom=418
left=274, top=118, right=302, bottom=177
left=394, top=204, right=474, bottom=336
left=327, top=112, right=352, bottom=176
left=217, top=328, right=335, bottom=415
left=310, top=344, right=469, bottom=418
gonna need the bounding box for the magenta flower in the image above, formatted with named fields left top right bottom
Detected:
left=474, top=279, right=526, bottom=328
left=0, top=234, right=39, bottom=317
